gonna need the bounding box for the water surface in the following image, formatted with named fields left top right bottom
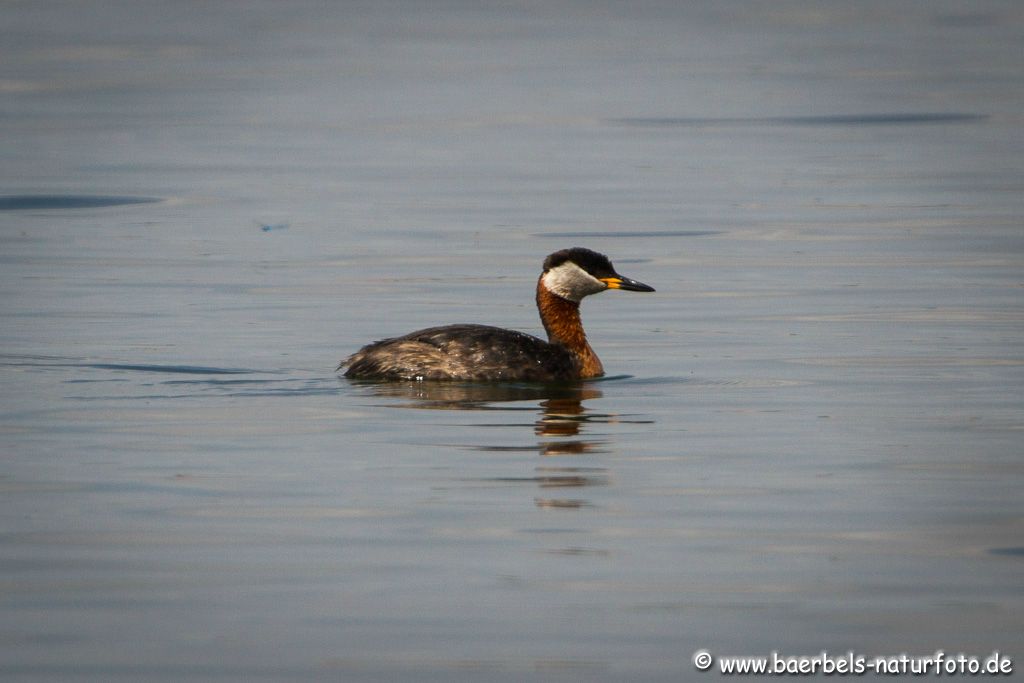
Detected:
left=1, top=1, right=1022, bottom=681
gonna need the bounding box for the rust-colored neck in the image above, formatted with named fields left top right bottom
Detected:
left=536, top=279, right=604, bottom=378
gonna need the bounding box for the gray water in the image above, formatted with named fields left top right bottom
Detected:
left=2, top=2, right=1022, bottom=681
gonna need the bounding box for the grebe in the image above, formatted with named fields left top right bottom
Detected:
left=340, top=247, right=654, bottom=382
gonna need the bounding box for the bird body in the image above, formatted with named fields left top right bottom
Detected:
left=340, top=247, right=653, bottom=382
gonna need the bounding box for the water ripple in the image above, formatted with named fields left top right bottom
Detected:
left=609, top=113, right=987, bottom=128
left=0, top=195, right=161, bottom=210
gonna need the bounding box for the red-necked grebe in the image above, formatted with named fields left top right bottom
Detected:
left=340, top=247, right=654, bottom=381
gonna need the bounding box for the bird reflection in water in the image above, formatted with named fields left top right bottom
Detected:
left=348, top=380, right=649, bottom=509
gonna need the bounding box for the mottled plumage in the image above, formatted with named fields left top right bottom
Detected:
left=342, top=325, right=581, bottom=381
left=340, top=248, right=654, bottom=382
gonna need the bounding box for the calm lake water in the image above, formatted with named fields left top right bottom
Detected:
left=2, top=1, right=1022, bottom=680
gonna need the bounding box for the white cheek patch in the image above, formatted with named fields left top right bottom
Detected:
left=542, top=262, right=607, bottom=302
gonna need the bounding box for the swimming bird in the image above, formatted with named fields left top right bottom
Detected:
left=340, top=247, right=654, bottom=381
